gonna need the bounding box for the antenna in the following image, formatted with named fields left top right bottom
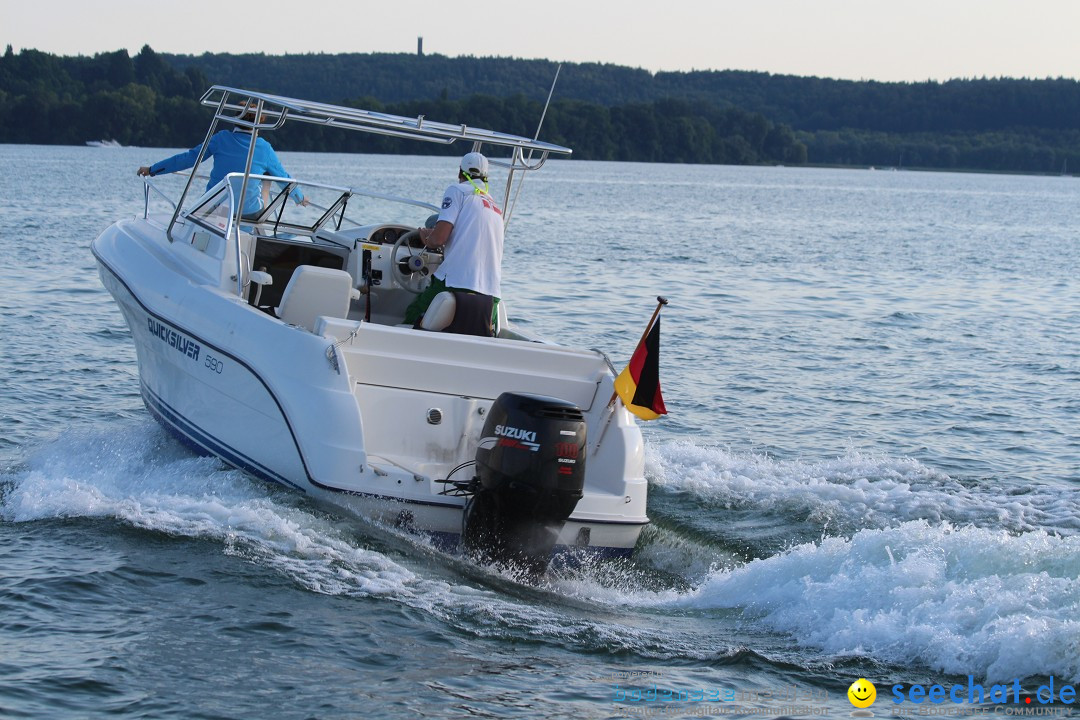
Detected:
left=533, top=63, right=561, bottom=143
left=503, top=63, right=562, bottom=229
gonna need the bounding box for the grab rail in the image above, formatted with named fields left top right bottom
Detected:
left=141, top=171, right=211, bottom=218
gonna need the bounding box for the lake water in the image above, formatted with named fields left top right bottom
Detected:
left=1, top=144, right=1078, bottom=719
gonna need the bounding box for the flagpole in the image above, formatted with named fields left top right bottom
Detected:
left=593, top=296, right=668, bottom=454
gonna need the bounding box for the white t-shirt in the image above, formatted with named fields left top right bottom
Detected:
left=434, top=181, right=504, bottom=297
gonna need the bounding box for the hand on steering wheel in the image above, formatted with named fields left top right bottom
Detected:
left=391, top=229, right=443, bottom=294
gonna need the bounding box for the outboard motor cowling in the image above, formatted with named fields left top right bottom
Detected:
left=463, top=392, right=587, bottom=574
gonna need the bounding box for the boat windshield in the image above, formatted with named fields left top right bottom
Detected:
left=181, top=173, right=438, bottom=242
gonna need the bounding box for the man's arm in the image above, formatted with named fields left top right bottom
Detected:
left=420, top=221, right=453, bottom=248
left=139, top=134, right=216, bottom=177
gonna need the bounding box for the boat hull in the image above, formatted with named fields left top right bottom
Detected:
left=92, top=218, right=648, bottom=559
left=97, top=245, right=316, bottom=492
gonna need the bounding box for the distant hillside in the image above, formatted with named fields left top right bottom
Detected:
left=3, top=46, right=1079, bottom=172
left=163, top=52, right=1080, bottom=135
left=0, top=46, right=806, bottom=166
left=162, top=51, right=1080, bottom=172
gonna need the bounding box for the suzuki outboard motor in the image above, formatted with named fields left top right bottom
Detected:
left=463, top=392, right=587, bottom=575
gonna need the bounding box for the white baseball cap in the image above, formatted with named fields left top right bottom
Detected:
left=460, top=152, right=489, bottom=179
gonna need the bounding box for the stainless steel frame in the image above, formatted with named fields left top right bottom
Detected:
left=156, top=85, right=573, bottom=297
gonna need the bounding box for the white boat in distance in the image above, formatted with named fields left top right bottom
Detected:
left=86, top=139, right=123, bottom=148
left=92, top=87, right=650, bottom=572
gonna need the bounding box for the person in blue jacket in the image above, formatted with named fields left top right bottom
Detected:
left=138, top=106, right=306, bottom=215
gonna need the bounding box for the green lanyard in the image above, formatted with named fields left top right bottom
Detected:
left=462, top=172, right=490, bottom=196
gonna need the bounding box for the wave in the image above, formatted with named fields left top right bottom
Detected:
left=666, top=521, right=1080, bottom=684
left=636, top=439, right=1080, bottom=682
left=646, top=439, right=1080, bottom=537
left=7, top=426, right=1077, bottom=679
left=0, top=425, right=735, bottom=661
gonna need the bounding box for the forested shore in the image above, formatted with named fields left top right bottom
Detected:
left=2, top=45, right=1078, bottom=173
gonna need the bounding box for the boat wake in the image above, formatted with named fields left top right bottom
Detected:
left=4, top=427, right=1078, bottom=680
left=666, top=521, right=1080, bottom=683
left=0, top=425, right=730, bottom=661
left=637, top=439, right=1080, bottom=683
left=647, top=439, right=1080, bottom=538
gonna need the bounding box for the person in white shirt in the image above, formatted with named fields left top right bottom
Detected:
left=405, top=152, right=504, bottom=336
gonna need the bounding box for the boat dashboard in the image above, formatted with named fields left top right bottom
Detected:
left=367, top=226, right=412, bottom=246
left=248, top=221, right=442, bottom=326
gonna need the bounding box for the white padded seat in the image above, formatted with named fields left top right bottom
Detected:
left=276, top=265, right=360, bottom=332
left=419, top=292, right=457, bottom=331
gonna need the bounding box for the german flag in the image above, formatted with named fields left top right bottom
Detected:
left=614, top=316, right=667, bottom=421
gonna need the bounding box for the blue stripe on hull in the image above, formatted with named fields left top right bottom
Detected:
left=144, top=384, right=640, bottom=557
left=141, top=382, right=307, bottom=492
left=94, top=248, right=319, bottom=485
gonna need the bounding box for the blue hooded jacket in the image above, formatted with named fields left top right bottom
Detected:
left=149, top=129, right=303, bottom=214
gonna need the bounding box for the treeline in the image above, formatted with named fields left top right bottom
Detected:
left=159, top=50, right=1080, bottom=173
left=2, top=45, right=1079, bottom=172
left=164, top=51, right=658, bottom=108
left=0, top=46, right=211, bottom=148
left=0, top=46, right=805, bottom=166
left=264, top=95, right=807, bottom=165
left=163, top=51, right=1080, bottom=135
left=652, top=73, right=1080, bottom=134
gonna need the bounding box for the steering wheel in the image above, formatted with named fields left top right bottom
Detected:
left=391, top=229, right=443, bottom=294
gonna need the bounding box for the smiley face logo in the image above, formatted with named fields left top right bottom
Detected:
left=848, top=678, right=877, bottom=708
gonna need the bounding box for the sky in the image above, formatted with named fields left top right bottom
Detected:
left=4, top=0, right=1079, bottom=83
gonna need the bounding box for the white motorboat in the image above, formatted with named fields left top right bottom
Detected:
left=92, top=87, right=650, bottom=572
left=86, top=139, right=123, bottom=148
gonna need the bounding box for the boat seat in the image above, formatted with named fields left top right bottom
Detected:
left=419, top=292, right=457, bottom=331
left=419, top=291, right=494, bottom=337
left=276, top=265, right=360, bottom=332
